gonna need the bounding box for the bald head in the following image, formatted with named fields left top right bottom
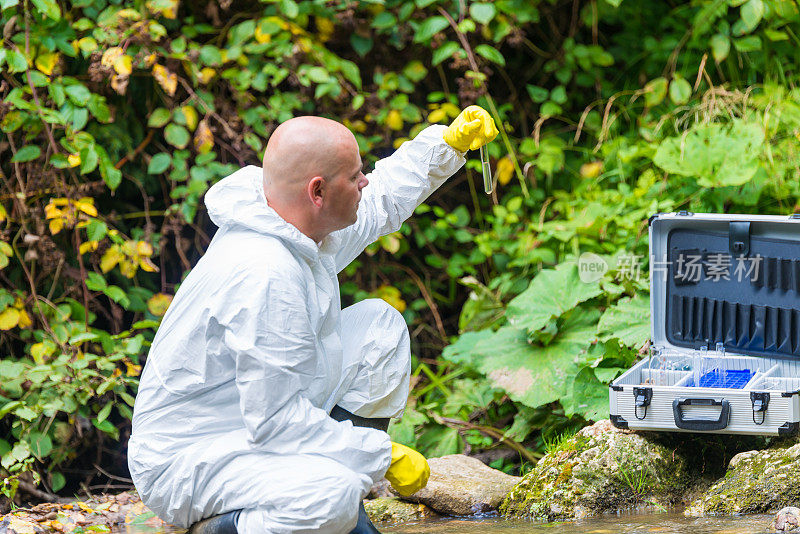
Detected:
left=262, top=116, right=368, bottom=242
left=263, top=116, right=358, bottom=201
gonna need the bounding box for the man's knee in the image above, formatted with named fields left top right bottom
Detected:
left=312, top=468, right=364, bottom=531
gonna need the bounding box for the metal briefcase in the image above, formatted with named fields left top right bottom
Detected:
left=609, top=212, right=800, bottom=436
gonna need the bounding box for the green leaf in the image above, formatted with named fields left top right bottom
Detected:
left=86, top=219, right=108, bottom=241
left=199, top=45, right=223, bottom=66
left=96, top=402, right=112, bottom=424
left=148, top=153, right=172, bottom=174
left=653, top=120, right=765, bottom=187
left=5, top=50, right=28, bottom=73
left=164, top=124, right=190, bottom=149
left=527, top=84, right=549, bottom=103
left=561, top=367, right=609, bottom=421
left=85, top=272, right=107, bottom=291
left=50, top=472, right=66, bottom=492
left=11, top=145, right=41, bottom=163
left=87, top=95, right=112, bottom=122
left=27, top=432, right=53, bottom=459
left=64, top=84, right=91, bottom=106
left=474, top=44, right=505, bottom=66
left=432, top=42, right=460, bottom=66
left=79, top=145, right=99, bottom=175
left=470, top=2, right=496, bottom=24
left=644, top=77, right=668, bottom=107
left=281, top=0, right=299, bottom=18
left=669, top=76, right=692, bottom=105
left=737, top=0, right=763, bottom=34
left=734, top=35, right=762, bottom=52
left=596, top=293, right=651, bottom=347
left=0, top=0, right=20, bottom=10
left=14, top=406, right=38, bottom=421
left=550, top=85, right=567, bottom=104
left=350, top=34, right=373, bottom=57
left=148, top=108, right=171, bottom=128
left=471, top=307, right=600, bottom=408
left=31, top=0, right=60, bottom=20
left=69, top=331, right=99, bottom=345
left=413, top=16, right=449, bottom=43
left=710, top=34, right=730, bottom=62
left=0, top=401, right=24, bottom=421
left=507, top=263, right=603, bottom=334
left=371, top=12, right=396, bottom=30
left=104, top=286, right=130, bottom=308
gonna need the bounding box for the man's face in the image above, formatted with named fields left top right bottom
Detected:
left=323, top=143, right=368, bottom=231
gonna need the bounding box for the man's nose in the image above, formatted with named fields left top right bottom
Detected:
left=359, top=174, right=369, bottom=189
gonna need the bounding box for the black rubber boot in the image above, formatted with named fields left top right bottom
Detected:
left=187, top=510, right=241, bottom=534
left=329, top=405, right=389, bottom=534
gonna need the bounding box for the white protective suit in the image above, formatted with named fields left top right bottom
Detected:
left=128, top=125, right=465, bottom=533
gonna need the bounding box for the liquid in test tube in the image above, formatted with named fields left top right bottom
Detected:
left=480, top=145, right=492, bottom=194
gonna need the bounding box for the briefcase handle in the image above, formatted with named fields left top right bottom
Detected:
left=672, top=397, right=731, bottom=431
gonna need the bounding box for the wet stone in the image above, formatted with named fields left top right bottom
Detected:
left=364, top=497, right=435, bottom=524
left=771, top=507, right=800, bottom=532
left=397, top=454, right=521, bottom=516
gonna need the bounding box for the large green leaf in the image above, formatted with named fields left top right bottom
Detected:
left=561, top=367, right=609, bottom=421
left=471, top=307, right=600, bottom=409
left=597, top=293, right=651, bottom=347
left=507, top=263, right=602, bottom=334
left=653, top=120, right=764, bottom=187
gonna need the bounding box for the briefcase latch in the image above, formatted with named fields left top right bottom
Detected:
left=729, top=221, right=751, bottom=257
left=750, top=391, right=770, bottom=425
left=633, top=387, right=652, bottom=420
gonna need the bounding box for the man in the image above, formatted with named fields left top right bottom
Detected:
left=128, top=106, right=498, bottom=533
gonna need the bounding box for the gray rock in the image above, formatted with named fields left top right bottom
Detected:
left=397, top=454, right=521, bottom=516
left=501, top=420, right=693, bottom=521
left=685, top=439, right=800, bottom=517
left=771, top=507, right=800, bottom=532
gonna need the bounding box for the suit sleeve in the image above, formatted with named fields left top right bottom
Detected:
left=226, top=269, right=392, bottom=482
left=331, top=125, right=466, bottom=272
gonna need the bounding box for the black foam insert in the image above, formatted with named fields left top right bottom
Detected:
left=666, top=228, right=800, bottom=359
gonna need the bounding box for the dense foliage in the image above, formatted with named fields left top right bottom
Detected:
left=1, top=0, right=799, bottom=503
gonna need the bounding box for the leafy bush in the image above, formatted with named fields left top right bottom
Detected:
left=1, top=0, right=799, bottom=500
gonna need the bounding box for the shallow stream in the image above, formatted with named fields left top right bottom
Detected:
left=120, top=512, right=778, bottom=533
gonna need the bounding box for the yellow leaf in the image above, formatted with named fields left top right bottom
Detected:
left=316, top=17, right=335, bottom=42
left=379, top=232, right=402, bottom=254
left=100, top=246, right=123, bottom=273
left=427, top=108, right=447, bottom=124
left=67, top=153, right=81, bottom=167
left=77, top=37, right=98, bottom=54
left=75, top=197, right=98, bottom=217
left=17, top=309, right=31, bottom=329
left=113, top=54, right=133, bottom=76
left=373, top=285, right=406, bottom=313
left=119, top=259, right=137, bottom=278
left=111, top=74, right=129, bottom=95
left=5, top=516, right=39, bottom=534
left=0, top=308, right=20, bottom=330
left=580, top=161, right=603, bottom=179
left=30, top=341, right=55, bottom=364
left=181, top=105, right=199, bottom=131
left=136, top=241, right=153, bottom=256
left=138, top=257, right=159, bottom=272
left=193, top=119, right=214, bottom=153
left=392, top=137, right=408, bottom=149
left=101, top=47, right=124, bottom=68
left=496, top=156, right=515, bottom=186
left=122, top=240, right=137, bottom=256
left=35, top=52, right=59, bottom=75
left=79, top=241, right=99, bottom=255
left=152, top=64, right=177, bottom=96
left=386, top=110, right=403, bottom=131
left=49, top=217, right=65, bottom=235
left=147, top=293, right=173, bottom=316
left=125, top=362, right=142, bottom=377
left=144, top=53, right=157, bottom=68
left=197, top=67, right=216, bottom=84
left=0, top=241, right=12, bottom=257
left=254, top=25, right=272, bottom=44
left=0, top=204, right=6, bottom=222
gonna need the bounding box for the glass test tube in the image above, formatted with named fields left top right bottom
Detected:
left=480, top=145, right=492, bottom=194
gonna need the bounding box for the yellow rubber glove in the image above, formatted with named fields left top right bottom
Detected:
left=384, top=442, right=430, bottom=497
left=442, top=105, right=500, bottom=152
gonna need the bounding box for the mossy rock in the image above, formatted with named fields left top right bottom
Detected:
left=364, top=498, right=436, bottom=524
left=686, top=440, right=800, bottom=516
left=500, top=420, right=695, bottom=521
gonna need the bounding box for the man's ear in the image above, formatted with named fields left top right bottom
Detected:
left=307, top=176, right=325, bottom=208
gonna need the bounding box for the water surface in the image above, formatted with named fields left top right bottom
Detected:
left=121, top=512, right=777, bottom=534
